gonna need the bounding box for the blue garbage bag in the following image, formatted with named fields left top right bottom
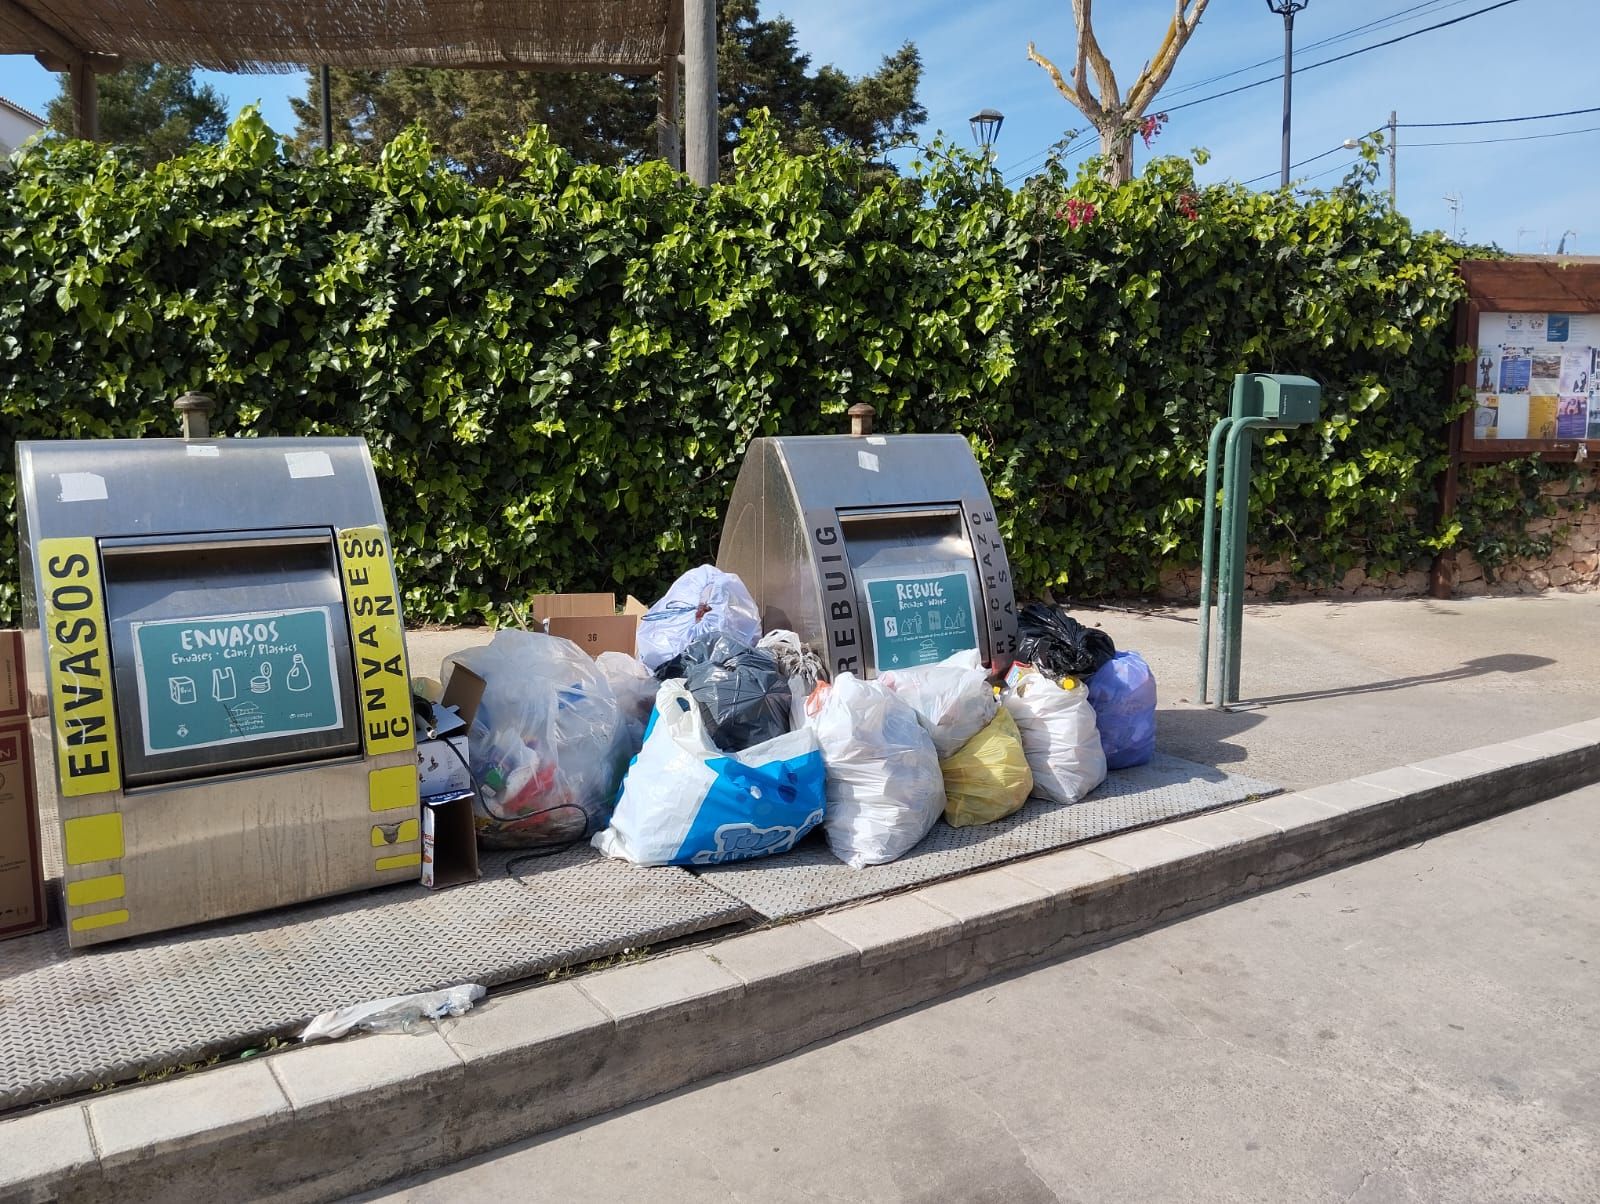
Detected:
left=1088, top=652, right=1157, bottom=769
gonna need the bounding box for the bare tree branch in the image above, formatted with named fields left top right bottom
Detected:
left=1027, top=41, right=1102, bottom=121
left=1127, top=0, right=1211, bottom=115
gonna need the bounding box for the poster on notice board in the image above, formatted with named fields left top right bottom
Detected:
left=1473, top=311, right=1600, bottom=441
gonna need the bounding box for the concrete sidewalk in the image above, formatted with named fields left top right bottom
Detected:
left=405, top=593, right=1600, bottom=790
left=364, top=783, right=1600, bottom=1203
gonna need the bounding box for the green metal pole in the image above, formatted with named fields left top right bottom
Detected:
left=1217, top=417, right=1272, bottom=707
left=1197, top=416, right=1234, bottom=704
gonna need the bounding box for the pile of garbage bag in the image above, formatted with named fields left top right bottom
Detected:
left=446, top=568, right=1157, bottom=870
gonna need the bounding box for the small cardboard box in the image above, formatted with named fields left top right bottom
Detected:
left=421, top=790, right=478, bottom=890
left=418, top=665, right=484, bottom=889
left=0, top=631, right=46, bottom=940
left=529, top=593, right=648, bottom=658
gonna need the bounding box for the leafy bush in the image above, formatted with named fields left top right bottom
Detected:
left=0, top=111, right=1470, bottom=624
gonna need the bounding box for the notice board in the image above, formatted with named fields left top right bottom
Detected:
left=1455, top=258, right=1600, bottom=459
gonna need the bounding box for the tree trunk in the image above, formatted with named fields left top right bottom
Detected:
left=1098, top=121, right=1133, bottom=184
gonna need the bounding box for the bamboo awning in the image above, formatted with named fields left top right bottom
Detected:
left=0, top=0, right=675, bottom=74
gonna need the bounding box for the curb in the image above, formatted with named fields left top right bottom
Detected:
left=6, top=719, right=1599, bottom=1203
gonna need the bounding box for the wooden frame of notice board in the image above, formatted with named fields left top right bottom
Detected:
left=1431, top=257, right=1600, bottom=596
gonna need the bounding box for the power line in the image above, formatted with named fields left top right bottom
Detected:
left=1160, top=0, right=1473, bottom=101
left=1163, top=0, right=1529, bottom=116
left=1406, top=123, right=1600, bottom=147
left=1400, top=105, right=1600, bottom=128
left=1239, top=138, right=1372, bottom=187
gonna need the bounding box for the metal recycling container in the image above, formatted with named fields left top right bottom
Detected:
left=717, top=432, right=1018, bottom=680
left=16, top=437, right=418, bottom=946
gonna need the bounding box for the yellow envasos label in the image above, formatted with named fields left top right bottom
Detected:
left=39, top=537, right=121, bottom=797
left=336, top=526, right=414, bottom=756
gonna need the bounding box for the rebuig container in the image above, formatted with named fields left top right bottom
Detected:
left=16, top=400, right=418, bottom=946
left=717, top=406, right=1018, bottom=680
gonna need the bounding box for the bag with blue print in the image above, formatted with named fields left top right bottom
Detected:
left=592, top=681, right=826, bottom=867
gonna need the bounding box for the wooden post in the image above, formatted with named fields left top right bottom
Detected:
left=683, top=0, right=717, bottom=185
left=656, top=1, right=682, bottom=172
left=70, top=57, right=97, bottom=140
left=320, top=65, right=334, bottom=150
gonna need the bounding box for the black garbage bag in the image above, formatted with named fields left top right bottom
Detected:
left=1015, top=604, right=1117, bottom=678
left=676, top=633, right=793, bottom=751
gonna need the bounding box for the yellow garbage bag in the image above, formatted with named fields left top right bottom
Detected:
left=941, top=706, right=1034, bottom=827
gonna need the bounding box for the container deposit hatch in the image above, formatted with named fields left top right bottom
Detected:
left=717, top=418, right=1018, bottom=679
left=16, top=425, right=417, bottom=946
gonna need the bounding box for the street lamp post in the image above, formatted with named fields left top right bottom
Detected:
left=1265, top=1, right=1310, bottom=189
left=969, top=109, right=1005, bottom=170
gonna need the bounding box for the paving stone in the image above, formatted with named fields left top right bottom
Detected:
left=1550, top=718, right=1600, bottom=743
left=0, top=1105, right=97, bottom=1201
left=1409, top=751, right=1503, bottom=780
left=814, top=895, right=959, bottom=967
left=1160, top=807, right=1280, bottom=852
left=1500, top=731, right=1592, bottom=755
left=444, top=981, right=611, bottom=1065
left=1352, top=764, right=1455, bottom=799
left=706, top=920, right=858, bottom=989
left=1090, top=826, right=1212, bottom=872
left=913, top=868, right=1051, bottom=928
left=1003, top=847, right=1130, bottom=897
left=575, top=951, right=744, bottom=1026
left=88, top=1060, right=290, bottom=1166
left=269, top=1028, right=464, bottom=1116
left=1298, top=778, right=1404, bottom=815
left=1235, top=793, right=1344, bottom=833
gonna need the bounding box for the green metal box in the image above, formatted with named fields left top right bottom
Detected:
left=1234, top=373, right=1322, bottom=427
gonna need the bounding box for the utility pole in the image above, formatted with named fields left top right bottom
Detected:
left=1386, top=109, right=1396, bottom=206
left=1266, top=1, right=1310, bottom=189
left=319, top=65, right=333, bottom=151
left=684, top=0, right=719, bottom=186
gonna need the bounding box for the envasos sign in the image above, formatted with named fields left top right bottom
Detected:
left=336, top=526, right=413, bottom=755
left=132, top=607, right=343, bottom=755
left=38, top=537, right=121, bottom=796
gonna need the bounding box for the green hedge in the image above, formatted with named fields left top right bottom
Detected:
left=1, top=111, right=1471, bottom=624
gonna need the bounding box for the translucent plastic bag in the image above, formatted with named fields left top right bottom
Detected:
left=804, top=674, right=945, bottom=868
left=443, top=631, right=623, bottom=848
left=1088, top=651, right=1158, bottom=769
left=300, top=984, right=485, bottom=1042
left=593, top=681, right=826, bottom=867
left=878, top=649, right=998, bottom=759
left=941, top=707, right=1033, bottom=828
left=598, top=650, right=658, bottom=783
left=1003, top=671, right=1107, bottom=805
left=636, top=565, right=762, bottom=673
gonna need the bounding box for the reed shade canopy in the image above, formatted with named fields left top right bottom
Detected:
left=0, top=0, right=719, bottom=182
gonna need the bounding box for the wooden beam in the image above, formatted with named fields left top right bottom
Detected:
left=657, top=0, right=683, bottom=169
left=70, top=56, right=97, bottom=140
left=683, top=0, right=716, bottom=185
left=0, top=0, right=82, bottom=66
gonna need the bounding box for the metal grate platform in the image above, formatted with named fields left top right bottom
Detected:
left=694, top=754, right=1278, bottom=920
left=0, top=848, right=752, bottom=1110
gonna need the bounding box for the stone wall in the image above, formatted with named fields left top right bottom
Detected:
left=1159, top=466, right=1600, bottom=601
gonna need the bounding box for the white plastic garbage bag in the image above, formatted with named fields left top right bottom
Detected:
left=593, top=681, right=826, bottom=866
left=878, top=649, right=999, bottom=758
left=597, top=651, right=657, bottom=726
left=804, top=674, right=945, bottom=868
left=443, top=631, right=623, bottom=847
left=300, top=984, right=485, bottom=1042
left=635, top=565, right=763, bottom=673
left=1003, top=671, right=1107, bottom=805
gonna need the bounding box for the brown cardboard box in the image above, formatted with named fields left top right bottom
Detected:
left=419, top=666, right=484, bottom=889
left=530, top=593, right=649, bottom=658
left=0, top=631, right=46, bottom=940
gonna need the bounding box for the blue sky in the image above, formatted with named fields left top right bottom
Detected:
left=2, top=0, right=1595, bottom=250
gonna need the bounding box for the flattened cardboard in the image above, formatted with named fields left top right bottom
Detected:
left=531, top=593, right=649, bottom=658
left=0, top=632, right=46, bottom=940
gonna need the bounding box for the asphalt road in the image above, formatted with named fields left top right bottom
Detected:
left=362, top=784, right=1600, bottom=1203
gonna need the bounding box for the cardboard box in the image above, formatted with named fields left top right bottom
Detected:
left=418, top=666, right=484, bottom=889
left=0, top=631, right=46, bottom=940
left=421, top=790, right=479, bottom=889
left=529, top=593, right=648, bottom=658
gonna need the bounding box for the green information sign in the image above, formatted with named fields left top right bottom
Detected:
left=864, top=572, right=980, bottom=671
left=131, top=607, right=344, bottom=756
